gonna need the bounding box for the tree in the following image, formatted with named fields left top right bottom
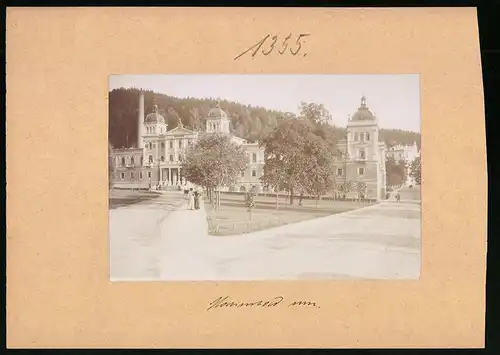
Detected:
left=385, top=156, right=406, bottom=187
left=260, top=119, right=335, bottom=205
left=298, top=102, right=332, bottom=125
left=244, top=185, right=258, bottom=221
left=181, top=133, right=248, bottom=211
left=410, top=156, right=421, bottom=185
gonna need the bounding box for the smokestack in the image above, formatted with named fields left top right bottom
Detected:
left=137, top=90, right=145, bottom=149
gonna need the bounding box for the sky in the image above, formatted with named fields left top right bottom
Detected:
left=109, top=74, right=421, bottom=133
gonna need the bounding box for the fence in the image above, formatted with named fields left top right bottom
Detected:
left=207, top=214, right=291, bottom=235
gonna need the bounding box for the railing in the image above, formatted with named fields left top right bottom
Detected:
left=207, top=215, right=290, bottom=235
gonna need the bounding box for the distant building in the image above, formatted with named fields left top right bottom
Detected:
left=386, top=142, right=420, bottom=186
left=111, top=91, right=265, bottom=191
left=335, top=96, right=387, bottom=200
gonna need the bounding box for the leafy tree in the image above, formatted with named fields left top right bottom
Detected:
left=244, top=185, right=258, bottom=220
left=386, top=156, right=407, bottom=187
left=298, top=102, right=332, bottom=125
left=260, top=119, right=335, bottom=205
left=410, top=156, right=421, bottom=185
left=181, top=133, right=248, bottom=211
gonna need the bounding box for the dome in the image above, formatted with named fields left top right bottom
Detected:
left=144, top=104, right=165, bottom=124
left=207, top=107, right=228, bottom=118
left=351, top=96, right=376, bottom=122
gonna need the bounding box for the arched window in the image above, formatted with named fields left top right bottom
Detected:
left=121, top=157, right=126, bottom=166
left=148, top=155, right=153, bottom=163
left=131, top=157, right=135, bottom=166
left=140, top=156, right=144, bottom=166
left=169, top=155, right=173, bottom=162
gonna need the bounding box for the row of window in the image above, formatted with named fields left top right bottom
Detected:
left=145, top=140, right=193, bottom=150
left=336, top=167, right=365, bottom=176
left=118, top=171, right=152, bottom=180
left=241, top=169, right=261, bottom=178
left=353, top=132, right=371, bottom=142
left=146, top=126, right=166, bottom=134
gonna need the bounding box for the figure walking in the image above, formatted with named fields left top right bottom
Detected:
left=396, top=192, right=401, bottom=202
left=187, top=188, right=195, bottom=210
left=194, top=190, right=200, bottom=210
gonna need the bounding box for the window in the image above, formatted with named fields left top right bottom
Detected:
left=131, top=172, right=135, bottom=179
left=131, top=157, right=134, bottom=166
left=252, top=153, right=257, bottom=163
left=152, top=143, right=156, bottom=148
left=148, top=171, right=151, bottom=178
left=252, top=170, right=256, bottom=177
left=358, top=167, right=365, bottom=176
left=121, top=157, right=126, bottom=166
left=161, top=156, right=165, bottom=162
left=178, top=140, right=182, bottom=148
left=169, top=155, right=173, bottom=162
left=140, top=172, right=143, bottom=179
left=140, top=156, right=143, bottom=166
left=148, top=155, right=153, bottom=163
left=178, top=155, right=182, bottom=161
left=354, top=132, right=359, bottom=141
left=359, top=149, right=366, bottom=159
left=169, top=141, right=173, bottom=148
left=120, top=172, right=125, bottom=179
left=188, top=140, right=193, bottom=147
left=161, top=142, right=165, bottom=148
left=360, top=133, right=365, bottom=142
left=366, top=133, right=371, bottom=141
left=337, top=168, right=343, bottom=176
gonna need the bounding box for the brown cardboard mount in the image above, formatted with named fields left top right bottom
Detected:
left=6, top=7, right=486, bottom=348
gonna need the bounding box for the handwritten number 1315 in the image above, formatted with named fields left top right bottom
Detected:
left=234, top=33, right=310, bottom=60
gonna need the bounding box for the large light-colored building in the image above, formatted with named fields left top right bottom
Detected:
left=334, top=96, right=387, bottom=200
left=111, top=91, right=265, bottom=191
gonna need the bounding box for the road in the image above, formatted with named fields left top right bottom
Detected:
left=110, top=186, right=421, bottom=281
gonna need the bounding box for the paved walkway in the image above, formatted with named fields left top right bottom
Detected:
left=110, top=187, right=421, bottom=281
left=109, top=191, right=186, bottom=281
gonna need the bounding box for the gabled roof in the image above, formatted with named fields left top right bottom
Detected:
left=165, top=126, right=198, bottom=136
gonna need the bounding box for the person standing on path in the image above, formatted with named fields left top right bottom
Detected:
left=187, top=188, right=195, bottom=210
left=194, top=190, right=200, bottom=210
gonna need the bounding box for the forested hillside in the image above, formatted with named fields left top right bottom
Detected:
left=109, top=88, right=420, bottom=150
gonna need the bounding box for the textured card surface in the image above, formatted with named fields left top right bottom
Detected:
left=7, top=7, right=486, bottom=348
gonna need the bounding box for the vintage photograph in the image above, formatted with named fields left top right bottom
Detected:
left=108, top=74, right=421, bottom=281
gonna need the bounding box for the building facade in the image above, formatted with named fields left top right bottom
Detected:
left=111, top=91, right=265, bottom=191
left=386, top=142, right=420, bottom=186
left=334, top=96, right=387, bottom=200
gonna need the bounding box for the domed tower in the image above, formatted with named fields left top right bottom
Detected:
left=346, top=96, right=379, bottom=160
left=206, top=102, right=231, bottom=134
left=144, top=104, right=167, bottom=136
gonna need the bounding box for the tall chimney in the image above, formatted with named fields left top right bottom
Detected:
left=137, top=90, right=145, bottom=148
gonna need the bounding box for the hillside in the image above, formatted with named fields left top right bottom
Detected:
left=109, top=88, right=420, bottom=150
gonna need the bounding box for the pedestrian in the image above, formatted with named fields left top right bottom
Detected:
left=187, top=188, right=195, bottom=210
left=396, top=192, right=401, bottom=202
left=194, top=190, right=200, bottom=210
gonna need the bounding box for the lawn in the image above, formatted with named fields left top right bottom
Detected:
left=109, top=188, right=161, bottom=209
left=205, top=192, right=374, bottom=236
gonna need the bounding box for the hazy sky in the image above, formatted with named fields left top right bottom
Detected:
left=109, top=74, right=420, bottom=132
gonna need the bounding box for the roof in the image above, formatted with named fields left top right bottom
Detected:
left=207, top=107, right=229, bottom=119
left=351, top=96, right=376, bottom=122
left=145, top=104, right=166, bottom=124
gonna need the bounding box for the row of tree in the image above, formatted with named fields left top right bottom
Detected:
left=182, top=103, right=373, bottom=209
left=109, top=88, right=420, bottom=150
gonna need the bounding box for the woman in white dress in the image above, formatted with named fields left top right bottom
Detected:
left=187, top=188, right=195, bottom=210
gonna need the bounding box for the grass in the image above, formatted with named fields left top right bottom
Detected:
left=109, top=188, right=162, bottom=209
left=205, top=192, right=374, bottom=236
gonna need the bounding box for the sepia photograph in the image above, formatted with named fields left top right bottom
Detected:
left=108, top=74, right=421, bottom=281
